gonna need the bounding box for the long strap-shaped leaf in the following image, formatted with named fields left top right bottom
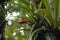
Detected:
left=6, top=2, right=32, bottom=12
left=28, top=28, right=44, bottom=40
left=43, top=0, right=54, bottom=26
left=59, top=0, right=60, bottom=17
left=54, top=0, right=59, bottom=28
left=18, top=0, right=30, bottom=6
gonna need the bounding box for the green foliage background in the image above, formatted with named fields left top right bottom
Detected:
left=5, top=0, right=60, bottom=40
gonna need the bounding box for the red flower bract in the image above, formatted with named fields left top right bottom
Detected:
left=19, top=20, right=29, bottom=24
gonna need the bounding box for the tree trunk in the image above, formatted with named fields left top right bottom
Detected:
left=0, top=0, right=7, bottom=40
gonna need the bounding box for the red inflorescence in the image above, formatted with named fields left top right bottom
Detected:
left=19, top=20, right=29, bottom=24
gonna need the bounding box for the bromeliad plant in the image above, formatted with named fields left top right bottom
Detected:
left=6, top=0, right=60, bottom=40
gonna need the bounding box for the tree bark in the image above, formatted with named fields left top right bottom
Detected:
left=0, top=0, right=7, bottom=40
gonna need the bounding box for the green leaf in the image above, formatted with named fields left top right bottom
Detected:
left=54, top=0, right=60, bottom=28
left=44, top=32, right=55, bottom=40
left=6, top=2, right=32, bottom=12
left=18, top=0, right=30, bottom=6
left=28, top=28, right=44, bottom=40
left=38, top=2, right=42, bottom=10
left=43, top=0, right=54, bottom=26
left=55, top=0, right=59, bottom=19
